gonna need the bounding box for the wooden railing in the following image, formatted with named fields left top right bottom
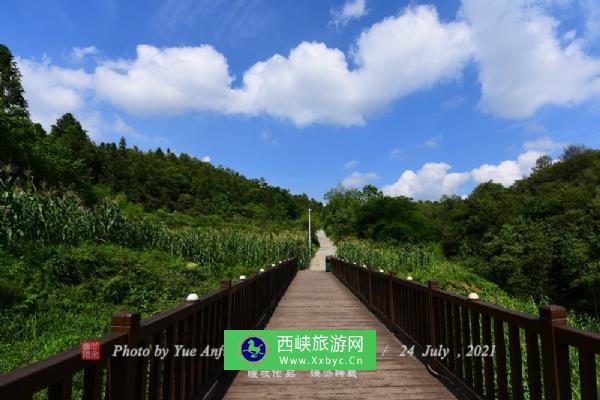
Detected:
left=0, top=258, right=298, bottom=400
left=331, top=257, right=599, bottom=400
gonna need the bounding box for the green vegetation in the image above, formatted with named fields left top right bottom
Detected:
left=0, top=48, right=320, bottom=230
left=1, top=244, right=213, bottom=372
left=0, top=43, right=318, bottom=373
left=326, top=154, right=600, bottom=398
left=325, top=150, right=600, bottom=398
left=437, top=147, right=600, bottom=316
left=0, top=175, right=312, bottom=270
left=335, top=240, right=599, bottom=399
left=0, top=176, right=310, bottom=372
left=336, top=241, right=538, bottom=314
left=324, top=147, right=600, bottom=321
left=337, top=239, right=600, bottom=330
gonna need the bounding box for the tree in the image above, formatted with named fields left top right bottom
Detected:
left=0, top=44, right=323, bottom=224
left=533, top=154, right=553, bottom=171
left=361, top=184, right=382, bottom=201
left=562, top=144, right=589, bottom=160
left=355, top=196, right=435, bottom=243
left=51, top=113, right=83, bottom=136
left=51, top=113, right=95, bottom=154
left=0, top=44, right=28, bottom=112
left=323, top=187, right=363, bottom=239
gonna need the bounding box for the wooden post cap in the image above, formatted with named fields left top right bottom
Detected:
left=539, top=305, right=567, bottom=320
left=111, top=312, right=140, bottom=327
left=221, top=279, right=232, bottom=288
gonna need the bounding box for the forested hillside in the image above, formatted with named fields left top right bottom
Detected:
left=0, top=43, right=319, bottom=372
left=0, top=45, right=320, bottom=228
left=0, top=111, right=320, bottom=227
left=324, top=147, right=600, bottom=318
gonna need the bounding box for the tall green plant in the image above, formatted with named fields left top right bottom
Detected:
left=0, top=174, right=310, bottom=269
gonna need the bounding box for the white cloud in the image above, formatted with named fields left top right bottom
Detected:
left=461, top=0, right=600, bottom=118
left=330, top=0, right=368, bottom=28
left=383, top=149, right=550, bottom=200
left=424, top=135, right=442, bottom=148
left=389, top=148, right=402, bottom=159
left=70, top=46, right=99, bottom=63
left=343, top=160, right=358, bottom=169
left=77, top=111, right=104, bottom=141
left=350, top=6, right=473, bottom=114
left=201, top=156, right=211, bottom=162
left=341, top=171, right=379, bottom=189
left=112, top=115, right=148, bottom=141
left=523, top=137, right=564, bottom=151
left=17, top=56, right=92, bottom=129
left=382, top=163, right=470, bottom=200
left=260, top=129, right=277, bottom=144
left=228, top=42, right=362, bottom=126
left=563, top=29, right=577, bottom=42
left=17, top=2, right=600, bottom=129
left=470, top=150, right=544, bottom=186
left=230, top=6, right=472, bottom=126
left=24, top=19, right=468, bottom=128
left=94, top=45, right=233, bottom=115
left=442, top=94, right=466, bottom=109
left=524, top=122, right=548, bottom=134
left=583, top=0, right=600, bottom=43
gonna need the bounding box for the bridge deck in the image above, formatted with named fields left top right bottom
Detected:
left=224, top=270, right=458, bottom=399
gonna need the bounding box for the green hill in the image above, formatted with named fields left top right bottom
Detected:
left=324, top=147, right=600, bottom=318
left=0, top=43, right=320, bottom=373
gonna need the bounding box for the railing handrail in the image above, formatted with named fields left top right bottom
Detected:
left=331, top=256, right=600, bottom=400
left=0, top=332, right=126, bottom=396
left=0, top=257, right=298, bottom=399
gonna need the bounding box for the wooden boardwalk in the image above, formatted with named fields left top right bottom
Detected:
left=224, top=271, right=459, bottom=399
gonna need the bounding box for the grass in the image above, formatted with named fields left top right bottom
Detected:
left=0, top=243, right=265, bottom=373
left=0, top=177, right=313, bottom=374
left=336, top=240, right=539, bottom=314
left=336, top=239, right=600, bottom=399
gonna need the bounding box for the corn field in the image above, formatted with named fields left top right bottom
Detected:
left=336, top=240, right=435, bottom=273
left=0, top=176, right=310, bottom=269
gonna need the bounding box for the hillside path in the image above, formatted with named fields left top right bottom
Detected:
left=309, top=230, right=336, bottom=271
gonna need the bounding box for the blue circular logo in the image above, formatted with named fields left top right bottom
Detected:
left=241, top=336, right=266, bottom=362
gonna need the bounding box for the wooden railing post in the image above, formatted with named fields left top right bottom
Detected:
left=388, top=271, right=396, bottom=323
left=253, top=271, right=260, bottom=326
left=110, top=312, right=141, bottom=400
left=355, top=263, right=359, bottom=293
left=367, top=267, right=373, bottom=305
left=427, top=281, right=439, bottom=363
left=539, top=305, right=567, bottom=400
left=221, top=279, right=233, bottom=330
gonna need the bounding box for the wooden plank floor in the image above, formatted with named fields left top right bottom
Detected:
left=224, top=271, right=459, bottom=399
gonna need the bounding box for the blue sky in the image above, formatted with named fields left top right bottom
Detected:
left=2, top=0, right=600, bottom=201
